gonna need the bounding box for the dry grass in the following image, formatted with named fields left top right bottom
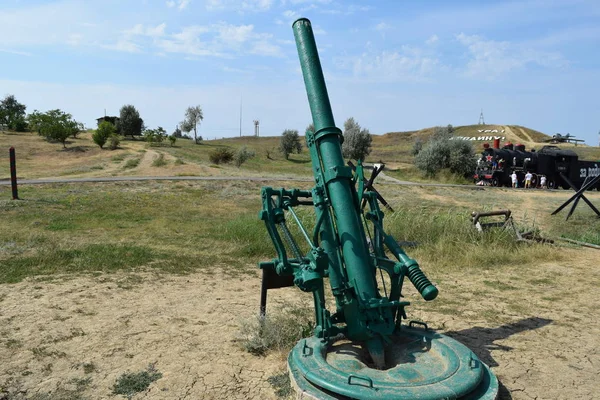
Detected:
left=4, top=126, right=598, bottom=183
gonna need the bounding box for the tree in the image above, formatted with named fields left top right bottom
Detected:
left=145, top=126, right=166, bottom=146
left=93, top=121, right=115, bottom=149
left=306, top=123, right=314, bottom=134
left=180, top=105, right=203, bottom=144
left=155, top=126, right=166, bottom=143
left=0, top=95, right=27, bottom=131
left=342, top=118, right=372, bottom=161
left=280, top=129, right=302, bottom=160
left=412, top=137, right=424, bottom=156
left=119, top=105, right=144, bottom=139
left=414, top=126, right=476, bottom=177
left=26, top=110, right=44, bottom=132
left=36, top=109, right=81, bottom=148
left=168, top=135, right=177, bottom=147
left=172, top=126, right=182, bottom=138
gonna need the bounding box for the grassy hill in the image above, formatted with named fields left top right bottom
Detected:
left=1, top=125, right=599, bottom=182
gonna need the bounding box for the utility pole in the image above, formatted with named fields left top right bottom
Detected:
left=239, top=96, right=242, bottom=137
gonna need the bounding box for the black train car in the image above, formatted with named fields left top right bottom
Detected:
left=474, top=142, right=600, bottom=190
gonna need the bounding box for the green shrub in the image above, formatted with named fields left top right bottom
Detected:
left=209, top=148, right=234, bottom=164
left=168, top=135, right=177, bottom=147
left=342, top=117, right=372, bottom=161
left=279, top=129, right=302, bottom=160
left=234, top=146, right=256, bottom=167
left=93, top=121, right=115, bottom=149
left=109, top=134, right=121, bottom=150
left=414, top=126, right=476, bottom=177
left=123, top=158, right=141, bottom=169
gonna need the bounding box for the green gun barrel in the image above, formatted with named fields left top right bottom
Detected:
left=292, top=18, right=393, bottom=348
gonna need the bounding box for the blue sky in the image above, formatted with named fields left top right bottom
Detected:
left=1, top=0, right=599, bottom=144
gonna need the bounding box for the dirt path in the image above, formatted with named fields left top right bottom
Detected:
left=1, top=246, right=599, bottom=399
left=0, top=270, right=299, bottom=400
left=504, top=126, right=534, bottom=145
left=516, top=127, right=534, bottom=143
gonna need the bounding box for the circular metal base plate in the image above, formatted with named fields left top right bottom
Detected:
left=288, top=326, right=498, bottom=400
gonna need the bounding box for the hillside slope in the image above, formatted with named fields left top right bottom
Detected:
left=1, top=125, right=598, bottom=182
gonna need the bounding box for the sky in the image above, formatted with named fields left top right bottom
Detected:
left=1, top=0, right=599, bottom=144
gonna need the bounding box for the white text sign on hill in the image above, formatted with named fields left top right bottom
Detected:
left=451, top=129, right=506, bottom=141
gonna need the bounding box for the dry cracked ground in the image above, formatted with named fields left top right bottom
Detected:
left=1, top=250, right=599, bottom=399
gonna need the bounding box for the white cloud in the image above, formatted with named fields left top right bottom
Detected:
left=103, top=39, right=142, bottom=53
left=0, top=1, right=90, bottom=48
left=426, top=34, right=439, bottom=45
left=206, top=0, right=273, bottom=12
left=135, top=23, right=283, bottom=58
left=126, top=23, right=167, bottom=38
left=313, top=25, right=326, bottom=35
left=337, top=46, right=439, bottom=82
left=251, top=39, right=282, bottom=57
left=375, top=22, right=392, bottom=32
left=166, top=0, right=191, bottom=10
left=178, top=0, right=191, bottom=10
left=0, top=48, right=32, bottom=57
left=456, top=33, right=567, bottom=79
left=216, top=24, right=255, bottom=44
left=283, top=10, right=300, bottom=20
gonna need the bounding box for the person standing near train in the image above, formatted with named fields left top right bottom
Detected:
left=525, top=171, right=533, bottom=188
left=511, top=171, right=518, bottom=188
left=540, top=175, right=547, bottom=189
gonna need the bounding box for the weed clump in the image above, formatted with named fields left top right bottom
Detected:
left=123, top=158, right=141, bottom=169
left=151, top=153, right=167, bottom=167
left=209, top=148, right=234, bottom=165
left=238, top=303, right=314, bottom=356
left=109, top=134, right=121, bottom=150
left=112, top=364, right=162, bottom=399
left=234, top=146, right=256, bottom=167
left=267, top=372, right=292, bottom=398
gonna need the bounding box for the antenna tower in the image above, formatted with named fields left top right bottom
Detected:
left=478, top=109, right=485, bottom=125
left=253, top=120, right=260, bottom=137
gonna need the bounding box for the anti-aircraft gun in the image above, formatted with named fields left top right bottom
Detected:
left=258, top=18, right=499, bottom=400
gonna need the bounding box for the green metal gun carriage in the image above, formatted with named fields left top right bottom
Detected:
left=258, top=18, right=499, bottom=400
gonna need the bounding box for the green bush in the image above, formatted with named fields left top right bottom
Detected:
left=93, top=121, right=115, bottom=149
left=35, top=109, right=83, bottom=148
left=209, top=148, right=234, bottom=165
left=108, top=134, right=121, bottom=150
left=342, top=117, right=372, bottom=161
left=234, top=146, right=256, bottom=167
left=414, top=126, right=476, bottom=177
left=123, top=158, right=141, bottom=169
left=279, top=129, right=302, bottom=160
left=168, top=135, right=177, bottom=147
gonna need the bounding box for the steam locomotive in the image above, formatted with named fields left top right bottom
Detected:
left=473, top=139, right=600, bottom=190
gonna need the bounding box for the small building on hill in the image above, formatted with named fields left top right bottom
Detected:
left=96, top=116, right=119, bottom=126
